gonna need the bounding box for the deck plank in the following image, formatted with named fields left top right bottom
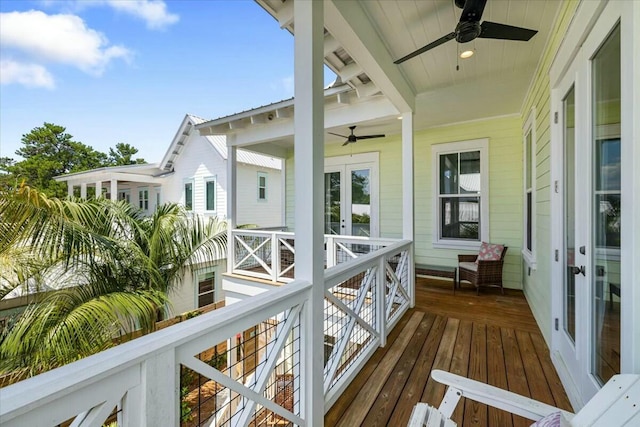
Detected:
left=327, top=279, right=573, bottom=427
left=334, top=311, right=425, bottom=427
left=463, top=323, right=488, bottom=427
left=486, top=324, right=513, bottom=427
left=361, top=314, right=437, bottom=426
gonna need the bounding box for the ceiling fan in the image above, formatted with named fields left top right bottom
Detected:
left=328, top=126, right=385, bottom=146
left=394, top=0, right=538, bottom=64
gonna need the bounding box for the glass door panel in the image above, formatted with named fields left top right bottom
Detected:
left=349, top=168, right=371, bottom=237
left=563, top=85, right=576, bottom=342
left=324, top=171, right=342, bottom=235
left=591, top=24, right=621, bottom=385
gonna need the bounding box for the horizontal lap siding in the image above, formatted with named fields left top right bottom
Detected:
left=236, top=163, right=283, bottom=227
left=519, top=0, right=580, bottom=344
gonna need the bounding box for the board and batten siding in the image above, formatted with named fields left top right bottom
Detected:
left=519, top=0, right=580, bottom=344
left=163, top=132, right=228, bottom=219
left=284, top=115, right=524, bottom=289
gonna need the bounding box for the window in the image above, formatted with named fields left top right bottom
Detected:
left=118, top=190, right=130, bottom=203
left=184, top=180, right=194, bottom=211
left=155, top=187, right=161, bottom=210
left=523, top=110, right=537, bottom=267
left=197, top=270, right=216, bottom=308
left=257, top=172, right=267, bottom=201
left=205, top=176, right=216, bottom=211
left=138, top=188, right=149, bottom=211
left=432, top=139, right=489, bottom=249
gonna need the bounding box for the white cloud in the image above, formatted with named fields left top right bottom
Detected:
left=0, top=10, right=131, bottom=76
left=0, top=60, right=55, bottom=89
left=105, top=0, right=179, bottom=30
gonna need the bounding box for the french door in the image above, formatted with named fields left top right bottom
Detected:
left=553, top=4, right=621, bottom=406
left=324, top=154, right=378, bottom=237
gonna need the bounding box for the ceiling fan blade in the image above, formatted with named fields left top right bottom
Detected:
left=459, top=0, right=487, bottom=23
left=355, top=134, right=386, bottom=140
left=479, top=21, right=538, bottom=41
left=342, top=140, right=351, bottom=146
left=394, top=32, right=456, bottom=64
left=328, top=132, right=348, bottom=138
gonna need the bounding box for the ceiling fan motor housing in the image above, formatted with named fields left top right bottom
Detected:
left=456, top=21, right=482, bottom=43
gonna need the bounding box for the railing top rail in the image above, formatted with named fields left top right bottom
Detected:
left=0, top=279, right=313, bottom=421
left=231, top=229, right=405, bottom=246
left=232, top=229, right=295, bottom=237
left=324, top=239, right=412, bottom=288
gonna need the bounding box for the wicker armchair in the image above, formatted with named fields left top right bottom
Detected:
left=458, top=246, right=508, bottom=295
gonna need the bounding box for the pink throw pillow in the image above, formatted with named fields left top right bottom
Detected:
left=530, top=411, right=570, bottom=427
left=476, top=242, right=504, bottom=264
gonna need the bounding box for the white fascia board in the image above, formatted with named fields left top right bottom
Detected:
left=54, top=164, right=161, bottom=182
left=159, top=115, right=193, bottom=170
left=325, top=0, right=415, bottom=113
left=229, top=96, right=398, bottom=147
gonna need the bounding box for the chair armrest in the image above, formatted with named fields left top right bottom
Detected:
left=431, top=370, right=574, bottom=421
left=458, top=254, right=477, bottom=263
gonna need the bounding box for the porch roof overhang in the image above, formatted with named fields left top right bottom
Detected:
left=54, top=163, right=171, bottom=185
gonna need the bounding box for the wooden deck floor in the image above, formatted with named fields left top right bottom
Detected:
left=325, top=278, right=573, bottom=427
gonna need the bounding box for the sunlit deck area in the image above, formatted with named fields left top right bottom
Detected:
left=326, top=278, right=573, bottom=427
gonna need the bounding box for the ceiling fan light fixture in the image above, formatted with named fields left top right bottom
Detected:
left=460, top=50, right=474, bottom=59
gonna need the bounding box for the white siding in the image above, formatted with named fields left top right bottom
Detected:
left=236, top=163, right=283, bottom=227
left=168, top=260, right=226, bottom=315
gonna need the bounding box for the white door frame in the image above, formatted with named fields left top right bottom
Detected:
left=325, top=152, right=379, bottom=238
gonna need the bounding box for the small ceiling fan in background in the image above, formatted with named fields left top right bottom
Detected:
left=394, top=0, right=538, bottom=64
left=328, top=126, right=386, bottom=146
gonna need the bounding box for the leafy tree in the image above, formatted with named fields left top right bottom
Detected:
left=108, top=142, right=146, bottom=166
left=7, top=123, right=107, bottom=197
left=0, top=157, right=16, bottom=191
left=0, top=185, right=227, bottom=379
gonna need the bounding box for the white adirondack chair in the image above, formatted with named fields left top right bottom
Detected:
left=408, top=369, right=640, bottom=426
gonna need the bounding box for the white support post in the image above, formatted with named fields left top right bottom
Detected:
left=110, top=179, right=118, bottom=202
left=377, top=256, right=387, bottom=347
left=401, top=111, right=416, bottom=308
left=80, top=183, right=87, bottom=199
left=326, top=236, right=336, bottom=268
left=140, top=349, right=178, bottom=426
left=67, top=183, right=74, bottom=198
left=273, top=232, right=280, bottom=282
left=294, top=0, right=325, bottom=425
left=95, top=181, right=102, bottom=199
left=227, top=145, right=238, bottom=274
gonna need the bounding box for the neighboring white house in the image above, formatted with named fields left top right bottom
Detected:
left=50, top=114, right=284, bottom=315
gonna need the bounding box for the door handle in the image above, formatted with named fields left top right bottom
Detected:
left=569, top=265, right=585, bottom=276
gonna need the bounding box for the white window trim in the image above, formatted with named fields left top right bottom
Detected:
left=195, top=267, right=219, bottom=308
left=183, top=178, right=195, bottom=211
left=138, top=187, right=149, bottom=212
left=432, top=138, right=489, bottom=250
left=204, top=175, right=217, bottom=213
left=154, top=186, right=161, bottom=211
left=117, top=189, right=131, bottom=203
left=257, top=172, right=268, bottom=202
left=523, top=108, right=537, bottom=269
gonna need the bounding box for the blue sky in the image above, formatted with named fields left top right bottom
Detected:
left=0, top=0, right=335, bottom=162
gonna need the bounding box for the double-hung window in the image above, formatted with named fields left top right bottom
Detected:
left=257, top=172, right=267, bottom=201
left=204, top=176, right=216, bottom=212
left=196, top=270, right=216, bottom=308
left=433, top=138, right=489, bottom=248
left=138, top=188, right=149, bottom=211
left=184, top=179, right=194, bottom=211
left=523, top=110, right=537, bottom=267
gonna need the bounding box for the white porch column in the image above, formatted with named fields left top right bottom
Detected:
left=80, top=183, right=87, bottom=199
left=227, top=145, right=237, bottom=274
left=401, top=111, right=416, bottom=308
left=67, top=182, right=74, bottom=198
left=95, top=181, right=102, bottom=199
left=110, top=179, right=117, bottom=202
left=294, top=0, right=324, bottom=425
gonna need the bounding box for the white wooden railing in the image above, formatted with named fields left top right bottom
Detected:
left=230, top=229, right=404, bottom=282
left=0, top=240, right=413, bottom=427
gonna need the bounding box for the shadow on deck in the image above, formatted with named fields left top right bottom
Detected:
left=326, top=278, right=573, bottom=427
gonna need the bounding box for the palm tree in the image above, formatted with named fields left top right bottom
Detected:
left=0, top=185, right=227, bottom=379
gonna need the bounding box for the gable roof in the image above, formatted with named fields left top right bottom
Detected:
left=159, top=114, right=282, bottom=172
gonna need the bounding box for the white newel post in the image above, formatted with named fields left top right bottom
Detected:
left=140, top=349, right=178, bottom=426
left=227, top=145, right=237, bottom=274
left=80, top=183, right=87, bottom=199
left=110, top=179, right=118, bottom=201
left=273, top=232, right=280, bottom=282
left=294, top=0, right=325, bottom=425
left=401, top=111, right=416, bottom=308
